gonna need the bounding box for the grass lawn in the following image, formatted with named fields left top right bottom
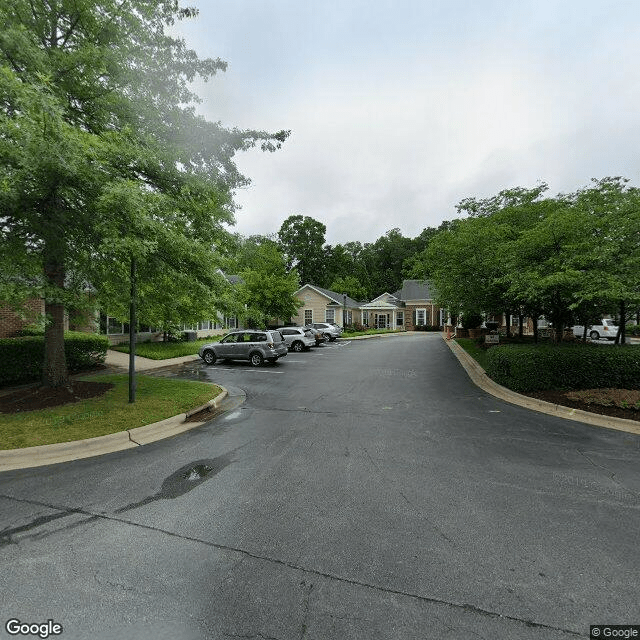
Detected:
left=113, top=336, right=221, bottom=359
left=0, top=374, right=221, bottom=450
left=455, top=337, right=490, bottom=370
left=342, top=328, right=405, bottom=338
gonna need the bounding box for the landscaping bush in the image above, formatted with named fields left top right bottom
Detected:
left=486, top=343, right=640, bottom=392
left=0, top=332, right=109, bottom=386
left=461, top=313, right=483, bottom=330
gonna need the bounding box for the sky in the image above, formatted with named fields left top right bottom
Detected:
left=175, top=1, right=640, bottom=245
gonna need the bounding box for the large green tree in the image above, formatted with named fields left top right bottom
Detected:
left=277, top=215, right=326, bottom=286
left=234, top=240, right=302, bottom=327
left=0, top=0, right=288, bottom=386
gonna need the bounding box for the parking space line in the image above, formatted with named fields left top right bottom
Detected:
left=214, top=368, right=284, bottom=373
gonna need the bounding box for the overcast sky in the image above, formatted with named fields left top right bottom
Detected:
left=175, top=1, right=640, bottom=245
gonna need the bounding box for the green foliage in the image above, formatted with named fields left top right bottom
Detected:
left=0, top=0, right=288, bottom=386
left=0, top=332, right=109, bottom=386
left=278, top=215, right=327, bottom=286
left=486, top=344, right=640, bottom=392
left=329, top=275, right=368, bottom=301
left=415, top=179, right=640, bottom=339
left=461, top=312, right=483, bottom=330
left=236, top=241, right=302, bottom=326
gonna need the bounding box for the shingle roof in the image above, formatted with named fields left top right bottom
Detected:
left=399, top=280, right=433, bottom=301
left=300, top=285, right=361, bottom=307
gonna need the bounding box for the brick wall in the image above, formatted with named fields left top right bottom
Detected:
left=0, top=299, right=45, bottom=338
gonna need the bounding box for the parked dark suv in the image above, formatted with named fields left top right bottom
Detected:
left=198, top=330, right=287, bottom=366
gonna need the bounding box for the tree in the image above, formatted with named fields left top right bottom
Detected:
left=235, top=241, right=302, bottom=327
left=0, top=0, right=288, bottom=386
left=277, top=215, right=326, bottom=286
left=328, top=276, right=367, bottom=301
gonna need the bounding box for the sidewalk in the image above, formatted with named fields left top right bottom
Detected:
left=105, top=349, right=199, bottom=371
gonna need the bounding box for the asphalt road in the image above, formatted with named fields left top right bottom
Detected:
left=1, top=334, right=639, bottom=640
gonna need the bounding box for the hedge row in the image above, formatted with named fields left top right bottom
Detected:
left=485, top=344, right=640, bottom=392
left=0, top=332, right=109, bottom=386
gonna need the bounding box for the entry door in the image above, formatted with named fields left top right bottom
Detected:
left=378, top=314, right=386, bottom=329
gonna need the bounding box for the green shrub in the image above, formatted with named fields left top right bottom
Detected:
left=0, top=332, right=109, bottom=387
left=461, top=313, right=483, bottom=330
left=486, top=343, right=640, bottom=392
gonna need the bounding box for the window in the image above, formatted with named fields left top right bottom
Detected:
left=199, top=321, right=211, bottom=331
left=107, top=316, right=125, bottom=335
left=362, top=311, right=369, bottom=325
left=416, top=309, right=426, bottom=326
left=345, top=310, right=352, bottom=324
left=325, top=308, right=335, bottom=323
left=396, top=311, right=404, bottom=326
left=304, top=309, right=313, bottom=324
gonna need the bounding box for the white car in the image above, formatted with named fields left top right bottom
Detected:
left=573, top=319, right=619, bottom=341
left=279, top=327, right=316, bottom=352
left=311, top=322, right=343, bottom=341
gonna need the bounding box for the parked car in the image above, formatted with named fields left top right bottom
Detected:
left=572, top=319, right=619, bottom=341
left=279, top=327, right=316, bottom=352
left=311, top=322, right=343, bottom=341
left=198, top=330, right=287, bottom=366
left=303, top=325, right=327, bottom=346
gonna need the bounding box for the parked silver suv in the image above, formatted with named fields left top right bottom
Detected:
left=279, top=327, right=316, bottom=352
left=199, top=330, right=287, bottom=366
left=311, top=322, right=343, bottom=341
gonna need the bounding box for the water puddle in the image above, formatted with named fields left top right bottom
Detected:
left=114, top=454, right=235, bottom=513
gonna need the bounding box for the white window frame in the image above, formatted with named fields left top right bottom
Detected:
left=325, top=308, right=335, bottom=323
left=362, top=311, right=369, bottom=325
left=416, top=308, right=426, bottom=326
left=396, top=311, right=404, bottom=326
left=304, top=309, right=313, bottom=324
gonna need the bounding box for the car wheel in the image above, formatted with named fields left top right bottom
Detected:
left=202, top=350, right=216, bottom=365
left=292, top=340, right=304, bottom=352
left=329, top=336, right=336, bottom=342
left=590, top=330, right=600, bottom=340
left=249, top=352, right=264, bottom=367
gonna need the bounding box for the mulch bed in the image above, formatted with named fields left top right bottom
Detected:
left=0, top=381, right=115, bottom=414
left=523, top=389, right=640, bottom=422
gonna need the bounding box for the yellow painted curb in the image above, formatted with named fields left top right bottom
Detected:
left=0, top=387, right=228, bottom=472
left=444, top=336, right=640, bottom=436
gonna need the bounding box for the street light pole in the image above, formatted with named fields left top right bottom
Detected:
left=343, top=293, right=347, bottom=329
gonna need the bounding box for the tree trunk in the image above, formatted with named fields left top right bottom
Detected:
left=43, top=254, right=69, bottom=388
left=518, top=314, right=524, bottom=338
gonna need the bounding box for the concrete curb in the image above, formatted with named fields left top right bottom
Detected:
left=444, top=335, right=640, bottom=436
left=0, top=387, right=228, bottom=472
left=339, top=331, right=430, bottom=341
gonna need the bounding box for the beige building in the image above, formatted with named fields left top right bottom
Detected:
left=291, top=280, right=443, bottom=330
left=290, top=285, right=363, bottom=327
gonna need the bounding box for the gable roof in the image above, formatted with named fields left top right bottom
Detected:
left=296, top=284, right=361, bottom=307
left=399, top=279, right=433, bottom=301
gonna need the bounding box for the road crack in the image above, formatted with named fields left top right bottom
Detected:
left=0, top=494, right=585, bottom=637
left=577, top=449, right=640, bottom=499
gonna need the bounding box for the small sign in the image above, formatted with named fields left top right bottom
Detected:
left=485, top=334, right=500, bottom=345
